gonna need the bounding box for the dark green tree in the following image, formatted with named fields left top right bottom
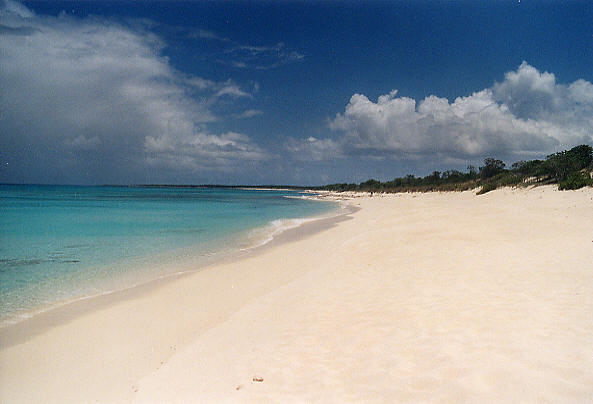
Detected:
left=544, top=144, right=593, bottom=181
left=479, top=158, right=506, bottom=178
left=360, top=179, right=382, bottom=190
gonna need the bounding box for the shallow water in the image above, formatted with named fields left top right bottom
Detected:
left=0, top=185, right=336, bottom=324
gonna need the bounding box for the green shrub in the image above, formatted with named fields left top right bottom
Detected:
left=545, top=145, right=593, bottom=181
left=477, top=181, right=498, bottom=195
left=317, top=144, right=592, bottom=194
left=558, top=171, right=592, bottom=190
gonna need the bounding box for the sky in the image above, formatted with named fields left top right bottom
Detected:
left=1, top=0, right=592, bottom=186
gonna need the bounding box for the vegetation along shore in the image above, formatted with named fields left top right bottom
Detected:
left=318, top=145, right=593, bottom=194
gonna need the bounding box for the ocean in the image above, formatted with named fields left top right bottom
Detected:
left=0, top=185, right=337, bottom=325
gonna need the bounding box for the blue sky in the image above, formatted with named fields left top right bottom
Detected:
left=1, top=0, right=592, bottom=185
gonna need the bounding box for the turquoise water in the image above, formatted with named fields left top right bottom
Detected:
left=0, top=185, right=337, bottom=324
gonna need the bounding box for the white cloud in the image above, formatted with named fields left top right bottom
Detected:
left=234, top=109, right=264, bottom=119
left=185, top=77, right=251, bottom=98
left=569, top=80, right=593, bottom=105
left=184, top=25, right=304, bottom=70
left=214, top=81, right=252, bottom=98
left=188, top=28, right=230, bottom=42
left=0, top=1, right=262, bottom=181
left=185, top=76, right=216, bottom=90
left=285, top=136, right=342, bottom=162
left=222, top=42, right=305, bottom=70
left=145, top=131, right=266, bottom=171
left=492, top=61, right=559, bottom=119
left=1, top=0, right=32, bottom=18
left=321, top=62, right=593, bottom=162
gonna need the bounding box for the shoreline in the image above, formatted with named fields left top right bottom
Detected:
left=0, top=186, right=342, bottom=328
left=0, top=200, right=354, bottom=348
left=2, top=185, right=592, bottom=403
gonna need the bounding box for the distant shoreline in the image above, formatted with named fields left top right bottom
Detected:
left=131, top=184, right=312, bottom=190
left=0, top=183, right=311, bottom=190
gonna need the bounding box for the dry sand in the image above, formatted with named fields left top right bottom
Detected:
left=1, top=185, right=592, bottom=403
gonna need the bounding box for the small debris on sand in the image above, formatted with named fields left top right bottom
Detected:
left=252, top=376, right=264, bottom=382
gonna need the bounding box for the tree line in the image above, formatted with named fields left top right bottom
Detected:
left=316, top=145, right=593, bottom=194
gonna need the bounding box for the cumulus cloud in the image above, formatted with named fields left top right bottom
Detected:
left=0, top=0, right=262, bottom=183
left=320, top=62, right=593, bottom=162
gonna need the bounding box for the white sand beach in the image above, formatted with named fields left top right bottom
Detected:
left=1, top=185, right=593, bottom=403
